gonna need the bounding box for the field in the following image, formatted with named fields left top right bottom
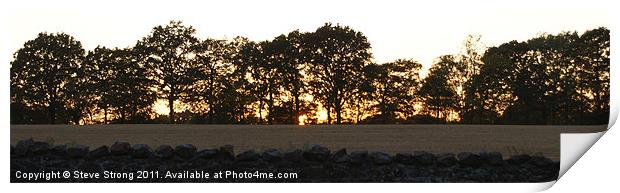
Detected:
left=10, top=124, right=607, bottom=161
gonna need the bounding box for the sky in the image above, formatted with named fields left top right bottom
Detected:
left=5, top=0, right=609, bottom=69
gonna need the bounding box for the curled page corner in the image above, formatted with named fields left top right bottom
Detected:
left=555, top=109, right=615, bottom=184
left=559, top=131, right=606, bottom=179
left=532, top=181, right=557, bottom=192
left=608, top=84, right=618, bottom=129
left=439, top=181, right=556, bottom=193
left=608, top=105, right=618, bottom=130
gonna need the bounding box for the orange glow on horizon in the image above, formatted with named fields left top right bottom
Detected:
left=316, top=107, right=328, bottom=124
left=298, top=115, right=307, bottom=125
left=153, top=99, right=170, bottom=115
left=152, top=99, right=384, bottom=124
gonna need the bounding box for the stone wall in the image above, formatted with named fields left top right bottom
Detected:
left=10, top=138, right=559, bottom=182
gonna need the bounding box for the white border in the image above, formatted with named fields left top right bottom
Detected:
left=1, top=0, right=617, bottom=192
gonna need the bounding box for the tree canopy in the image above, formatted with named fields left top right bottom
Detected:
left=11, top=32, right=85, bottom=124
left=303, top=23, right=373, bottom=124
left=134, top=21, right=200, bottom=123
left=9, top=22, right=610, bottom=125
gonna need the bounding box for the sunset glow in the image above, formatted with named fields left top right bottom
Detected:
left=298, top=115, right=307, bottom=125
left=153, top=99, right=169, bottom=115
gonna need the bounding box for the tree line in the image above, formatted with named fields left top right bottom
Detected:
left=10, top=21, right=609, bottom=125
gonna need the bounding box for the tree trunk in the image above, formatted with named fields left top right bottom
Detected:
left=294, top=94, right=300, bottom=125
left=356, top=101, right=361, bottom=123
left=48, top=104, right=56, bottom=124
left=209, top=68, right=215, bottom=124
left=208, top=100, right=214, bottom=124
left=88, top=110, right=93, bottom=124
left=335, top=94, right=342, bottom=124
left=258, top=99, right=263, bottom=124
left=268, top=91, right=273, bottom=125
left=104, top=108, right=108, bottom=124
left=73, top=114, right=80, bottom=125
left=120, top=110, right=126, bottom=124
left=131, top=104, right=137, bottom=122
left=327, top=105, right=332, bottom=124
left=336, top=104, right=342, bottom=124
left=437, top=109, right=441, bottom=124
left=479, top=94, right=485, bottom=124
left=169, top=94, right=175, bottom=124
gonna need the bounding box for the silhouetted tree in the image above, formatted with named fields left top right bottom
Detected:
left=419, top=56, right=459, bottom=122
left=230, top=38, right=266, bottom=123
left=189, top=38, right=233, bottom=123
left=303, top=23, right=372, bottom=124
left=10, top=32, right=85, bottom=124
left=460, top=51, right=512, bottom=123
left=252, top=40, right=282, bottom=124
left=221, top=36, right=259, bottom=123
left=84, top=47, right=115, bottom=123
left=577, top=27, right=610, bottom=123
left=135, top=21, right=199, bottom=123
left=270, top=31, right=309, bottom=124
left=363, top=59, right=422, bottom=123
left=456, top=35, right=486, bottom=122
left=86, top=47, right=157, bottom=123
left=470, top=28, right=610, bottom=124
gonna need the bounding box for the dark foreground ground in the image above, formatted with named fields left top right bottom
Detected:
left=10, top=124, right=607, bottom=161
left=11, top=139, right=559, bottom=182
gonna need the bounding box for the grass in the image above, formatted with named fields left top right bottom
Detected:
left=10, top=124, right=606, bottom=161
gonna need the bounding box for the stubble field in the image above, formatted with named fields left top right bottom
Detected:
left=10, top=124, right=607, bottom=161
